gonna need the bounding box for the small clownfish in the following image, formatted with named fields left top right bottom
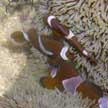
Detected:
left=40, top=61, right=108, bottom=108
left=46, top=15, right=97, bottom=64
left=9, top=31, right=28, bottom=46
left=10, top=28, right=75, bottom=63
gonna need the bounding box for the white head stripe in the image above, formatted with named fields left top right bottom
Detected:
left=22, top=31, right=29, bottom=41
left=47, top=15, right=56, bottom=27
left=65, top=30, right=75, bottom=40
left=82, top=50, right=88, bottom=56
left=60, top=46, right=69, bottom=60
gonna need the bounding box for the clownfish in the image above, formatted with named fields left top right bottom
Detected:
left=40, top=61, right=108, bottom=108
left=10, top=28, right=75, bottom=64
left=46, top=15, right=97, bottom=64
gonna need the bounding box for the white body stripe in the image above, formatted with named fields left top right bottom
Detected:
left=47, top=15, right=56, bottom=27
left=38, top=35, right=53, bottom=56
left=50, top=68, right=58, bottom=78
left=60, top=46, right=69, bottom=60
left=65, top=30, right=75, bottom=40
left=22, top=31, right=29, bottom=41
left=82, top=50, right=88, bottom=56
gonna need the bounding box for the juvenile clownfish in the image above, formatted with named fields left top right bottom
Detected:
left=46, top=15, right=97, bottom=64
left=40, top=61, right=108, bottom=108
left=10, top=28, right=75, bottom=63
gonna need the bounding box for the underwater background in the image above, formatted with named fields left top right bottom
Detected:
left=0, top=0, right=108, bottom=108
